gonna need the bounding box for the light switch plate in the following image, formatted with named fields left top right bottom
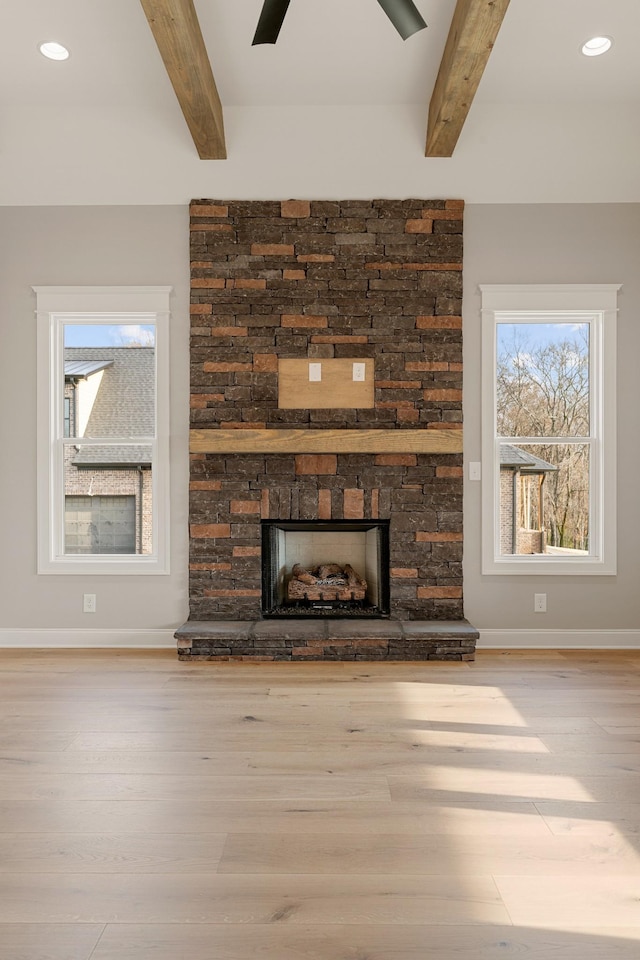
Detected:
left=469, top=462, right=481, bottom=481
left=308, top=362, right=322, bottom=382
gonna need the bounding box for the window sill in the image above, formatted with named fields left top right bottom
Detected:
left=38, top=556, right=170, bottom=576
left=482, top=557, right=616, bottom=576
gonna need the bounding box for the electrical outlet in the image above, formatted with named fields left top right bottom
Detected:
left=83, top=594, right=97, bottom=614
left=352, top=362, right=366, bottom=382
left=534, top=593, right=547, bottom=613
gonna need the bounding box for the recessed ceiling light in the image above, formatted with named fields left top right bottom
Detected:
left=581, top=36, right=613, bottom=57
left=39, top=41, right=70, bottom=61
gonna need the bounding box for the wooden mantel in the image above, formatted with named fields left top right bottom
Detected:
left=190, top=428, right=463, bottom=455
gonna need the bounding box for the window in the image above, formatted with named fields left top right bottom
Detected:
left=480, top=284, right=619, bottom=575
left=35, top=286, right=171, bottom=574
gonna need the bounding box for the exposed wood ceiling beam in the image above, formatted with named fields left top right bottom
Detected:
left=139, top=0, right=226, bottom=160
left=426, top=0, right=511, bottom=158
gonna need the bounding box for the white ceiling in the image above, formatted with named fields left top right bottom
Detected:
left=2, top=0, right=640, bottom=205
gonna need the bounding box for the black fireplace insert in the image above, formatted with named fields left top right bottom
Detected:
left=261, top=519, right=390, bottom=618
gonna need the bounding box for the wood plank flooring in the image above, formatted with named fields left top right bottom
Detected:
left=1, top=648, right=640, bottom=959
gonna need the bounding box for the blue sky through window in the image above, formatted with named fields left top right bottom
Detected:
left=64, top=324, right=156, bottom=347
left=497, top=322, right=588, bottom=354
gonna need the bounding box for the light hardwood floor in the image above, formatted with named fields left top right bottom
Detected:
left=1, top=648, right=640, bottom=959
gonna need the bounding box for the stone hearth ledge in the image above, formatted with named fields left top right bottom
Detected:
left=175, top=619, right=478, bottom=662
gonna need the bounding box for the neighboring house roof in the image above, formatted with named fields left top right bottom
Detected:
left=64, top=360, right=113, bottom=378
left=72, top=444, right=152, bottom=467
left=500, top=444, right=557, bottom=473
left=64, top=347, right=154, bottom=467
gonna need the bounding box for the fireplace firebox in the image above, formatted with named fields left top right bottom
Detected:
left=261, top=520, right=390, bottom=618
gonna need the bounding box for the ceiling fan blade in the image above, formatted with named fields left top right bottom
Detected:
left=376, top=0, right=427, bottom=40
left=252, top=0, right=292, bottom=45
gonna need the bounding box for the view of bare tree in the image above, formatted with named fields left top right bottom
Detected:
left=497, top=324, right=590, bottom=551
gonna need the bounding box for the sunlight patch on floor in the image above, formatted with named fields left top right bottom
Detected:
left=408, top=729, right=549, bottom=752
left=419, top=765, right=597, bottom=802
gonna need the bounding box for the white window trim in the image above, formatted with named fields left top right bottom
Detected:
left=480, top=284, right=619, bottom=576
left=35, top=286, right=172, bottom=575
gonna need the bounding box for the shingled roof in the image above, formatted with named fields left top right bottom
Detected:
left=64, top=347, right=154, bottom=466
left=500, top=443, right=557, bottom=473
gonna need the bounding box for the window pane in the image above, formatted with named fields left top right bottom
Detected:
left=64, top=448, right=153, bottom=555
left=499, top=443, right=590, bottom=556
left=63, top=324, right=155, bottom=439
left=496, top=323, right=589, bottom=437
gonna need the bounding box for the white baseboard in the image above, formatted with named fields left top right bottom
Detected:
left=2, top=627, right=639, bottom=652
left=478, top=629, right=640, bottom=649
left=0, top=629, right=177, bottom=648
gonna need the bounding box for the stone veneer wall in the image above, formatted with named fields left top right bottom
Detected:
left=188, top=198, right=464, bottom=622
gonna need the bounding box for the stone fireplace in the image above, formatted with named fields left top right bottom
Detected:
left=176, top=197, right=478, bottom=660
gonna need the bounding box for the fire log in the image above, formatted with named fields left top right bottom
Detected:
left=291, top=563, right=316, bottom=585
left=287, top=562, right=368, bottom=602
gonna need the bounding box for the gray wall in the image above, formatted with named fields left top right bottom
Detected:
left=0, top=206, right=190, bottom=635
left=1, top=202, right=639, bottom=639
left=463, top=204, right=640, bottom=631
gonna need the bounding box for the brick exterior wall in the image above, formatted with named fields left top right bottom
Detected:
left=499, top=467, right=545, bottom=556
left=500, top=467, right=515, bottom=555
left=189, top=199, right=464, bottom=621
